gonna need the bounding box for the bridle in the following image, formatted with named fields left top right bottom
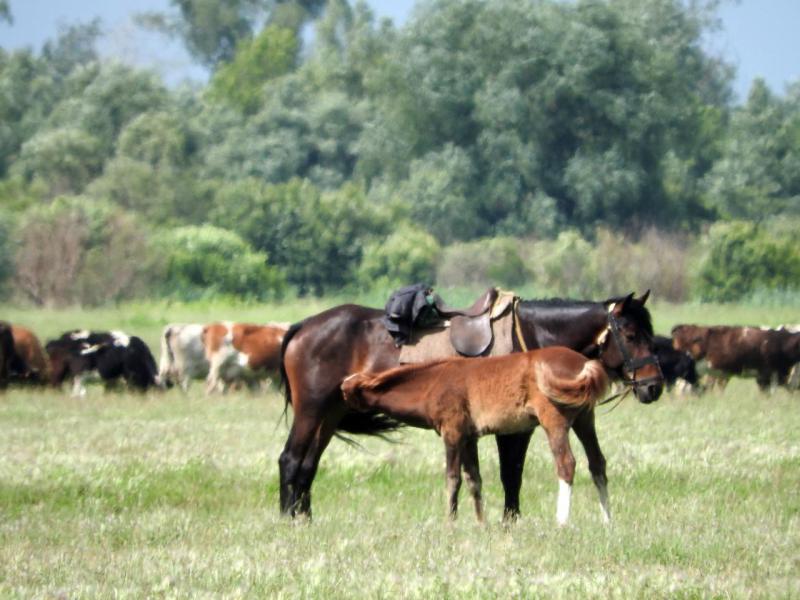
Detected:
left=601, top=311, right=663, bottom=395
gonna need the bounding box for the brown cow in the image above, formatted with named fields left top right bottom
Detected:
left=11, top=325, right=50, bottom=384
left=203, top=322, right=289, bottom=394
left=672, top=324, right=800, bottom=390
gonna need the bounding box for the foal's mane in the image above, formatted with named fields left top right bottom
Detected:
left=358, top=357, right=459, bottom=390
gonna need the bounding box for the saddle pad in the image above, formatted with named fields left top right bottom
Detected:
left=399, top=309, right=515, bottom=364
left=399, top=326, right=459, bottom=364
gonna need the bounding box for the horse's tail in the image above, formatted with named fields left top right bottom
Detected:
left=535, top=359, right=608, bottom=409
left=279, top=321, right=304, bottom=413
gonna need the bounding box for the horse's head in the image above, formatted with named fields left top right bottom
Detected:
left=597, top=291, right=663, bottom=404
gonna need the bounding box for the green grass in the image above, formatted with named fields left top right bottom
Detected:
left=0, top=300, right=799, bottom=597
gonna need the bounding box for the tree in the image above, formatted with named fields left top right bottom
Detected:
left=208, top=24, right=299, bottom=114
left=211, top=178, right=391, bottom=295
left=704, top=79, right=800, bottom=220
left=0, top=1, right=11, bottom=24
left=13, top=198, right=152, bottom=306
left=136, top=0, right=272, bottom=69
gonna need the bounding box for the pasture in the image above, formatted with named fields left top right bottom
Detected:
left=1, top=299, right=799, bottom=597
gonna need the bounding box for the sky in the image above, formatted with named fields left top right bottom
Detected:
left=1, top=0, right=798, bottom=102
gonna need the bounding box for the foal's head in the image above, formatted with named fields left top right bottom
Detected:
left=598, top=291, right=663, bottom=404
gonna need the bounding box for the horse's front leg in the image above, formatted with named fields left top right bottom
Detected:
left=542, top=423, right=576, bottom=526
left=495, top=430, right=534, bottom=521
left=444, top=437, right=463, bottom=520
left=461, top=437, right=483, bottom=522
left=572, top=409, right=610, bottom=523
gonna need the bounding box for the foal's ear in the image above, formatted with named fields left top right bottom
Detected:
left=637, top=290, right=651, bottom=305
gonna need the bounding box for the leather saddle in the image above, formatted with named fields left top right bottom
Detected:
left=431, top=288, right=513, bottom=357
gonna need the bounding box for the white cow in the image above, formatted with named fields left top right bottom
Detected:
left=158, top=324, right=209, bottom=391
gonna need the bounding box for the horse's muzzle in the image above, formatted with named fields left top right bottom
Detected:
left=635, top=382, right=663, bottom=404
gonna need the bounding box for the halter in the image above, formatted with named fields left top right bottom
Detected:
left=603, top=310, right=663, bottom=391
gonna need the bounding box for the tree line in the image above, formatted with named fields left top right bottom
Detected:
left=0, top=0, right=798, bottom=305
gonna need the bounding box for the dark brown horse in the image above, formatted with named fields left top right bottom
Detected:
left=342, top=348, right=610, bottom=524
left=279, top=291, right=662, bottom=518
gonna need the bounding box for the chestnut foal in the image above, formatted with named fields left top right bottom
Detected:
left=341, top=346, right=609, bottom=525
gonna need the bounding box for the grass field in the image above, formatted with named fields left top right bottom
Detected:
left=1, top=299, right=799, bottom=597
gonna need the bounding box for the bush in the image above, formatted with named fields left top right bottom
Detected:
left=13, top=197, right=152, bottom=306
left=694, top=221, right=800, bottom=302
left=527, top=231, right=599, bottom=298
left=437, top=237, right=529, bottom=289
left=153, top=225, right=285, bottom=301
left=357, top=224, right=441, bottom=291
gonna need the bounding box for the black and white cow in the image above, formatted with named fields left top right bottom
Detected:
left=46, top=330, right=159, bottom=396
left=653, top=334, right=700, bottom=392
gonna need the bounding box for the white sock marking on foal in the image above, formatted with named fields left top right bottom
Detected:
left=557, top=479, right=572, bottom=525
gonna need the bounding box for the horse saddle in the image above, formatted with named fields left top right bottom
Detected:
left=433, top=288, right=514, bottom=356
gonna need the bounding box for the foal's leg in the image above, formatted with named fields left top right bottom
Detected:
left=461, top=437, right=483, bottom=522
left=444, top=440, right=463, bottom=519
left=495, top=430, right=534, bottom=521
left=543, top=424, right=576, bottom=526
left=572, top=409, right=611, bottom=523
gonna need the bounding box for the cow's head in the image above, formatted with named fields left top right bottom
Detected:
left=671, top=324, right=710, bottom=361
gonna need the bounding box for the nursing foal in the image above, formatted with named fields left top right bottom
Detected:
left=341, top=346, right=609, bottom=525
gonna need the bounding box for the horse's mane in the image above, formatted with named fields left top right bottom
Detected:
left=521, top=296, right=654, bottom=337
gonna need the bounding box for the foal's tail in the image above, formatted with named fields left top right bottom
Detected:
left=535, top=359, right=609, bottom=409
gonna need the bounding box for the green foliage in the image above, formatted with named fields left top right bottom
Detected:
left=357, top=224, right=440, bottom=291
left=136, top=0, right=270, bottom=68
left=529, top=230, right=600, bottom=298
left=153, top=225, right=285, bottom=301
left=436, top=237, right=529, bottom=289
left=212, top=178, right=390, bottom=295
left=704, top=79, right=800, bottom=221
left=694, top=221, right=800, bottom=302
left=12, top=127, right=104, bottom=195
left=208, top=24, right=299, bottom=114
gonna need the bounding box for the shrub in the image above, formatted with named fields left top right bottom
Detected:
left=436, top=237, right=529, bottom=289
left=358, top=224, right=441, bottom=291
left=694, top=221, right=800, bottom=302
left=153, top=225, right=285, bottom=301
left=13, top=197, right=152, bottom=306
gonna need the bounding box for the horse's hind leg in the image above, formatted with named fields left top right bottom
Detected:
left=542, top=424, right=576, bottom=526
left=293, top=414, right=341, bottom=518
left=444, top=438, right=463, bottom=520
left=278, top=415, right=322, bottom=516
left=461, top=437, right=483, bottom=522
left=572, top=409, right=610, bottom=523
left=495, top=430, right=534, bottom=521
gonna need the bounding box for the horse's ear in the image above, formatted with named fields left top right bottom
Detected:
left=609, top=292, right=634, bottom=315
left=637, top=290, right=650, bottom=305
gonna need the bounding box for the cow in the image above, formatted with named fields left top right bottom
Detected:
left=0, top=321, right=15, bottom=389
left=202, top=322, right=289, bottom=394
left=653, top=334, right=700, bottom=392
left=671, top=324, right=800, bottom=391
left=9, top=325, right=50, bottom=384
left=46, top=330, right=159, bottom=396
left=158, top=324, right=209, bottom=391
